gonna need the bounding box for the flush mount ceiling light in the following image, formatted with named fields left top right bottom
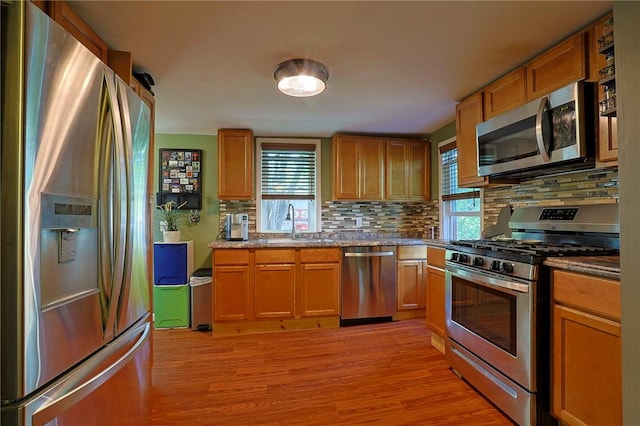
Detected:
left=273, top=59, right=329, bottom=97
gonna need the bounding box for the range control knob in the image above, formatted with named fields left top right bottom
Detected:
left=473, top=257, right=484, bottom=267
left=502, top=262, right=515, bottom=273
left=458, top=254, right=469, bottom=263
left=451, top=253, right=459, bottom=262
left=491, top=260, right=501, bottom=271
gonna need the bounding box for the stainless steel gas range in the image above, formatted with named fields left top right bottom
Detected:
left=445, top=204, right=619, bottom=426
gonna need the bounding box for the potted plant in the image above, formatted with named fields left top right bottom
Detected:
left=156, top=200, right=187, bottom=242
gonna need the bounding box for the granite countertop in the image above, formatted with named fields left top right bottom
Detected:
left=208, top=237, right=449, bottom=249
left=544, top=255, right=620, bottom=281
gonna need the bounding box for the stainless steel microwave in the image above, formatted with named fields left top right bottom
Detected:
left=476, top=81, right=595, bottom=178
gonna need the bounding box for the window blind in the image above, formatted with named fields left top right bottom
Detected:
left=440, top=146, right=478, bottom=201
left=260, top=143, right=316, bottom=200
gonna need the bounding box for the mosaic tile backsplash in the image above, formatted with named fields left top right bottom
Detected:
left=219, top=168, right=619, bottom=239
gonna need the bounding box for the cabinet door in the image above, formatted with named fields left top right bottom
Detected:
left=483, top=67, right=527, bottom=119
left=300, top=263, right=340, bottom=316
left=332, top=135, right=360, bottom=199
left=50, top=1, right=108, bottom=62
left=360, top=137, right=385, bottom=200
left=552, top=304, right=622, bottom=425
left=426, top=265, right=446, bottom=337
left=385, top=139, right=410, bottom=200
left=397, top=260, right=424, bottom=310
left=214, top=265, right=250, bottom=321
left=254, top=264, right=295, bottom=319
left=455, top=92, right=488, bottom=188
left=591, top=13, right=618, bottom=164
left=526, top=32, right=586, bottom=100
left=409, top=140, right=430, bottom=200
left=218, top=129, right=254, bottom=199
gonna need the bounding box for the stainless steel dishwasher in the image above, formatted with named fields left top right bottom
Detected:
left=341, top=246, right=396, bottom=324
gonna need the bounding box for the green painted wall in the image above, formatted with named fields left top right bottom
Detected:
left=427, top=121, right=456, bottom=199
left=154, top=134, right=218, bottom=270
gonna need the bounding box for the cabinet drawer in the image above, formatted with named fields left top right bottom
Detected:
left=300, top=248, right=340, bottom=263
left=553, top=269, right=620, bottom=320
left=426, top=247, right=446, bottom=269
left=255, top=249, right=295, bottom=264
left=397, top=245, right=427, bottom=260
left=214, top=249, right=250, bottom=265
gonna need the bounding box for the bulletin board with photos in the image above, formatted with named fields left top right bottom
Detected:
left=157, top=148, right=202, bottom=209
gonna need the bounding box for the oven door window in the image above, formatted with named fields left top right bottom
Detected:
left=451, top=275, right=517, bottom=355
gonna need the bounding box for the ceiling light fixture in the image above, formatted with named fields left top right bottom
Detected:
left=273, top=59, right=329, bottom=97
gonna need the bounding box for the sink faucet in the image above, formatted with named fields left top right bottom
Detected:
left=285, top=203, right=295, bottom=239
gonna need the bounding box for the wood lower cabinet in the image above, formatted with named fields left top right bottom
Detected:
left=212, top=248, right=340, bottom=332
left=218, top=129, right=254, bottom=199
left=551, top=269, right=621, bottom=426
left=425, top=247, right=446, bottom=339
left=300, top=263, right=340, bottom=316
left=213, top=265, right=251, bottom=321
left=255, top=264, right=295, bottom=319
left=396, top=246, right=426, bottom=319
left=300, top=248, right=341, bottom=317
left=213, top=249, right=251, bottom=321
left=397, top=260, right=425, bottom=310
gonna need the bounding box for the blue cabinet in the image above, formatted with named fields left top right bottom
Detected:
left=153, top=240, right=194, bottom=329
left=153, top=240, right=194, bottom=284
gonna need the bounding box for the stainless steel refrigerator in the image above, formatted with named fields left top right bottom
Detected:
left=1, top=2, right=152, bottom=424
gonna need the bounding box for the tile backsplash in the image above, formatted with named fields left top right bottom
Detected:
left=220, top=199, right=439, bottom=238
left=483, top=168, right=619, bottom=227
left=219, top=168, right=618, bottom=239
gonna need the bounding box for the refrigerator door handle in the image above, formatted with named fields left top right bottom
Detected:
left=30, top=319, right=150, bottom=425
left=98, top=72, right=126, bottom=341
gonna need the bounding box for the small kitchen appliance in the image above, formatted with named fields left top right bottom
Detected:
left=445, top=203, right=619, bottom=426
left=225, top=213, right=249, bottom=241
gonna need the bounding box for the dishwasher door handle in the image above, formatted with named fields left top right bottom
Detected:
left=344, top=251, right=395, bottom=257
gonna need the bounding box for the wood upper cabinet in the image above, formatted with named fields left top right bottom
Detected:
left=589, top=12, right=618, bottom=165
left=456, top=92, right=488, bottom=188
left=386, top=139, right=431, bottom=201
left=425, top=247, right=446, bottom=337
left=551, top=269, right=621, bottom=426
left=526, top=32, right=586, bottom=100
left=50, top=1, right=108, bottom=62
left=218, top=129, right=254, bottom=199
left=483, top=67, right=527, bottom=120
left=332, top=135, right=384, bottom=200
left=396, top=246, right=427, bottom=311
left=300, top=248, right=340, bottom=317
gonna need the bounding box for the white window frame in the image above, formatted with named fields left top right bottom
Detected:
left=438, top=136, right=483, bottom=240
left=256, top=137, right=322, bottom=233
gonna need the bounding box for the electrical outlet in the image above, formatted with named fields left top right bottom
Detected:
left=356, top=217, right=363, bottom=228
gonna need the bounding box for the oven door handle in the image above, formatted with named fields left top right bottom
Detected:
left=446, top=263, right=530, bottom=294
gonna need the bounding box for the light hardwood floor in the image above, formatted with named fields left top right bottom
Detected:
left=151, top=319, right=514, bottom=425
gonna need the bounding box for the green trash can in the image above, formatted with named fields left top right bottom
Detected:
left=153, top=284, right=190, bottom=329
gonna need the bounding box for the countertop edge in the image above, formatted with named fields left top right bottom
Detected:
left=208, top=238, right=449, bottom=249
left=544, top=256, right=620, bottom=281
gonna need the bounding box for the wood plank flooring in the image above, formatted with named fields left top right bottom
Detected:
left=152, top=319, right=514, bottom=425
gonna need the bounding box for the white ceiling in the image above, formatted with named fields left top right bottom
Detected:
left=69, top=1, right=612, bottom=138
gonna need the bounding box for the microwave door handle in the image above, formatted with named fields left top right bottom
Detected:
left=535, top=96, right=551, bottom=162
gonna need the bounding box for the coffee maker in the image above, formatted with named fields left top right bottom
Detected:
left=225, top=213, right=248, bottom=241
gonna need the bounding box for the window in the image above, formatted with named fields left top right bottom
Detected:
left=439, top=138, right=482, bottom=240
left=256, top=138, right=321, bottom=233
